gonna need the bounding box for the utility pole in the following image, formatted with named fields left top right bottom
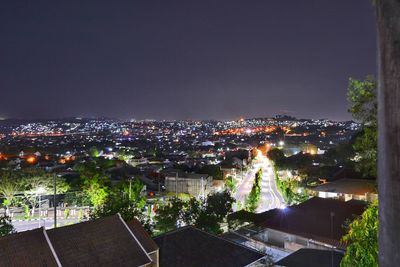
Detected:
left=129, top=177, right=132, bottom=200
left=38, top=193, right=41, bottom=228
left=175, top=172, right=178, bottom=197
left=54, top=173, right=57, bottom=228
left=330, top=211, right=335, bottom=267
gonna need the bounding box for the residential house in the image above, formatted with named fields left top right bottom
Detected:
left=165, top=173, right=212, bottom=197
left=230, top=198, right=366, bottom=255
left=311, top=178, right=377, bottom=202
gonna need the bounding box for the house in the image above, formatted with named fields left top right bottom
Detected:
left=311, top=178, right=377, bottom=202
left=230, top=198, right=366, bottom=254
left=220, top=157, right=245, bottom=179
left=0, top=214, right=159, bottom=267
left=154, top=226, right=266, bottom=267
left=164, top=173, right=212, bottom=197
left=275, top=248, right=344, bottom=267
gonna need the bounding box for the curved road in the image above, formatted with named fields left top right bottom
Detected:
left=234, top=152, right=285, bottom=213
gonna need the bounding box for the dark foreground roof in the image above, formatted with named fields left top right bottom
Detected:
left=154, top=226, right=265, bottom=267
left=275, top=248, right=344, bottom=267
left=0, top=228, right=58, bottom=267
left=47, top=215, right=152, bottom=266
left=126, top=218, right=159, bottom=253
left=258, top=197, right=367, bottom=249
left=0, top=214, right=156, bottom=267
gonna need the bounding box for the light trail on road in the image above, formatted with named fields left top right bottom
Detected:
left=233, top=150, right=285, bottom=213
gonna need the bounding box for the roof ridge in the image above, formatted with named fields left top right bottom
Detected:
left=42, top=228, right=62, bottom=267
left=153, top=225, right=194, bottom=239
left=117, top=213, right=153, bottom=265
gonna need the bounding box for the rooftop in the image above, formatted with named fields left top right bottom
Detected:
left=154, top=226, right=265, bottom=267
left=257, top=197, right=367, bottom=249
left=275, top=248, right=344, bottom=267
left=312, top=178, right=376, bottom=195
left=0, top=214, right=156, bottom=267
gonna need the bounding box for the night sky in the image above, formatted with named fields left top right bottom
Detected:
left=0, top=1, right=376, bottom=121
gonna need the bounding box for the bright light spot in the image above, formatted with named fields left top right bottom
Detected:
left=37, top=186, right=46, bottom=194
left=279, top=141, right=285, bottom=146
left=26, top=156, right=36, bottom=164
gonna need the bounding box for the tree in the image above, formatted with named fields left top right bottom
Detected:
left=0, top=171, right=20, bottom=215
left=244, top=169, right=262, bottom=212
left=76, top=162, right=110, bottom=208
left=89, top=146, right=101, bottom=158
left=90, top=176, right=150, bottom=232
left=18, top=170, right=69, bottom=216
left=341, top=201, right=378, bottom=267
left=348, top=76, right=377, bottom=126
left=348, top=77, right=377, bottom=177
left=154, top=191, right=235, bottom=235
left=154, top=197, right=186, bottom=233
left=353, top=127, right=377, bottom=177
left=198, top=165, right=223, bottom=180
left=267, top=148, right=285, bottom=164
left=0, top=215, right=15, bottom=237
left=225, top=176, right=237, bottom=193
left=195, top=191, right=235, bottom=234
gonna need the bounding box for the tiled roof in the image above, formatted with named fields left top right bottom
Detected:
left=0, top=215, right=155, bottom=267
left=154, top=226, right=265, bottom=267
left=126, top=218, right=158, bottom=253
left=47, top=215, right=152, bottom=267
left=275, top=248, right=344, bottom=267
left=0, top=228, right=58, bottom=267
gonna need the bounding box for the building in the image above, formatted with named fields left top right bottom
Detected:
left=311, top=178, right=377, bottom=202
left=229, top=198, right=366, bottom=255
left=0, top=214, right=159, bottom=267
left=165, top=173, right=212, bottom=197
left=154, top=226, right=266, bottom=267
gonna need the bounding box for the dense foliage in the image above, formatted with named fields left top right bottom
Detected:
left=274, top=168, right=308, bottom=205
left=341, top=201, right=378, bottom=267
left=0, top=215, right=15, bottom=237
left=244, top=169, right=262, bottom=212
left=0, top=169, right=69, bottom=216
left=154, top=190, right=235, bottom=235
left=348, top=76, right=377, bottom=178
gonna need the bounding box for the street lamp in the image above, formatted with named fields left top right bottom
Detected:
left=37, top=186, right=45, bottom=227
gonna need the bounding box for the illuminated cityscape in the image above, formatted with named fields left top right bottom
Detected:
left=0, top=0, right=398, bottom=266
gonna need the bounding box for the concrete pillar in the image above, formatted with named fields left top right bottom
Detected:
left=376, top=0, right=400, bottom=265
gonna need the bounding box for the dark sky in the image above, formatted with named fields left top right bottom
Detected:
left=0, top=0, right=376, bottom=121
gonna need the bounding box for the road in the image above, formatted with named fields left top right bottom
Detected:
left=256, top=155, right=285, bottom=212
left=12, top=218, right=82, bottom=232
left=234, top=151, right=285, bottom=213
